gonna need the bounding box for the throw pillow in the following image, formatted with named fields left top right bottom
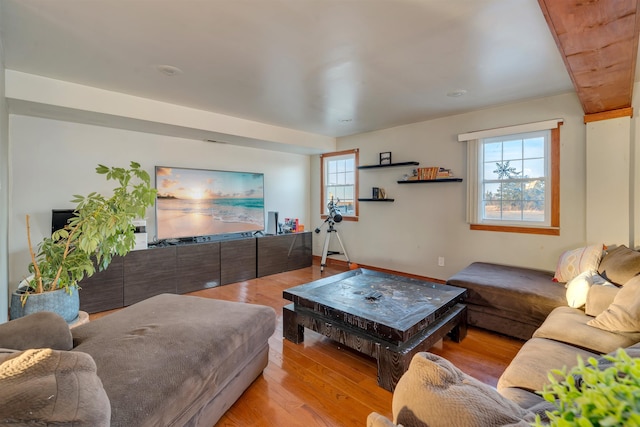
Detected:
left=392, top=352, right=534, bottom=427
left=597, top=245, right=640, bottom=286
left=588, top=275, right=640, bottom=333
left=0, top=348, right=111, bottom=426
left=565, top=271, right=594, bottom=308
left=585, top=282, right=620, bottom=317
left=591, top=274, right=616, bottom=286
left=553, top=244, right=603, bottom=283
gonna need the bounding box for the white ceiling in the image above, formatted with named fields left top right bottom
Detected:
left=1, top=0, right=580, bottom=138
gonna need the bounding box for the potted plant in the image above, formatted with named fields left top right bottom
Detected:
left=11, top=161, right=157, bottom=323
left=534, top=348, right=640, bottom=426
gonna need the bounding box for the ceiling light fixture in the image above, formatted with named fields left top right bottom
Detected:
left=447, top=89, right=467, bottom=98
left=156, top=65, right=183, bottom=77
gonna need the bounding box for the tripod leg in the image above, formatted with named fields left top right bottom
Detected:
left=334, top=230, right=351, bottom=266
left=320, top=230, right=332, bottom=272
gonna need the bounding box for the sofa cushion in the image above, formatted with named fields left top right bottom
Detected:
left=498, top=386, right=546, bottom=410
left=392, top=352, right=534, bottom=427
left=497, top=337, right=598, bottom=394
left=0, top=348, right=110, bottom=426
left=588, top=275, right=640, bottom=333
left=597, top=245, right=640, bottom=286
left=0, top=348, right=18, bottom=362
left=585, top=283, right=619, bottom=317
left=532, top=306, right=640, bottom=354
left=565, top=271, right=593, bottom=308
left=367, top=412, right=398, bottom=427
left=0, top=311, right=73, bottom=351
left=553, top=244, right=603, bottom=283
left=72, top=293, right=276, bottom=427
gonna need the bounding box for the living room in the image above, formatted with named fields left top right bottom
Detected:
left=2, top=1, right=639, bottom=322
left=1, top=1, right=640, bottom=425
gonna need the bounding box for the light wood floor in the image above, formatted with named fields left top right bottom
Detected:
left=91, top=262, right=524, bottom=427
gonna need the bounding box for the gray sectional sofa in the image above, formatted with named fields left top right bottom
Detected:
left=368, top=244, right=640, bottom=426
left=0, top=293, right=276, bottom=427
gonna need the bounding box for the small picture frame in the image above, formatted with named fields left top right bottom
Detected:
left=379, top=152, right=392, bottom=165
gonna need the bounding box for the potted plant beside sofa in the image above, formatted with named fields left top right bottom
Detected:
left=534, top=348, right=640, bottom=426
left=11, top=161, right=157, bottom=323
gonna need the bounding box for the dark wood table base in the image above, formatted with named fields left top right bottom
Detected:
left=283, top=302, right=467, bottom=391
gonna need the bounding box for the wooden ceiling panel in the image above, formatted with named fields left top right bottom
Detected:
left=538, top=0, right=640, bottom=115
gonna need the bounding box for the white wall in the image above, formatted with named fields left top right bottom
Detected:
left=312, top=92, right=590, bottom=280
left=0, top=35, right=8, bottom=322
left=632, top=83, right=640, bottom=248
left=586, top=117, right=631, bottom=245
left=8, top=115, right=311, bottom=291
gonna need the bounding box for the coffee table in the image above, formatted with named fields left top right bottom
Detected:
left=283, top=268, right=467, bottom=391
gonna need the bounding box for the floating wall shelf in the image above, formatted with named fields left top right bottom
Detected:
left=358, top=161, right=419, bottom=170
left=358, top=198, right=395, bottom=202
left=397, top=178, right=463, bottom=184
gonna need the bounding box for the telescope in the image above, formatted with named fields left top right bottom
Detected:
left=327, top=197, right=343, bottom=223
left=314, top=197, right=350, bottom=271
left=315, top=197, right=342, bottom=233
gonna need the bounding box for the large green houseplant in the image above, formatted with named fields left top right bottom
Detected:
left=12, top=161, right=156, bottom=322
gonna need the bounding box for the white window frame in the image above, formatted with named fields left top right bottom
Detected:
left=460, top=119, right=561, bottom=235
left=477, top=130, right=551, bottom=227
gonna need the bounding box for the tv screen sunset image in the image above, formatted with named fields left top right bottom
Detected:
left=155, top=166, right=265, bottom=240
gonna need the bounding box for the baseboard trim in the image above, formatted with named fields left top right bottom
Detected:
left=312, top=255, right=445, bottom=284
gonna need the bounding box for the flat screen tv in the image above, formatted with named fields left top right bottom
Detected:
left=155, top=166, right=265, bottom=241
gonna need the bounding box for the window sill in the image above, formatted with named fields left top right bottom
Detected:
left=470, top=224, right=559, bottom=235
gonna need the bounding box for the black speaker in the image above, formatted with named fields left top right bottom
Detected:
left=267, top=211, right=278, bottom=235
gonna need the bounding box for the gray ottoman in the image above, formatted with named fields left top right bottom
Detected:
left=447, top=262, right=566, bottom=340
left=72, top=293, right=276, bottom=427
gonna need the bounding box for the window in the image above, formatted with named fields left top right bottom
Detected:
left=320, top=149, right=359, bottom=220
left=462, top=121, right=561, bottom=235
left=481, top=130, right=549, bottom=223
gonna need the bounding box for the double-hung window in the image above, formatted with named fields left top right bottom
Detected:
left=481, top=130, right=549, bottom=224
left=462, top=120, right=561, bottom=235
left=320, top=149, right=359, bottom=220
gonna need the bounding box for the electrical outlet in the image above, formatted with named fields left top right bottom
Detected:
left=438, top=256, right=445, bottom=267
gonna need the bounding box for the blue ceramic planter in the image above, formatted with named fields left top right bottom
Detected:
left=10, top=287, right=80, bottom=323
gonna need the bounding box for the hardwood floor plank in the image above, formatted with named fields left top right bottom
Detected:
left=90, top=262, right=524, bottom=426
left=261, top=353, right=366, bottom=426
left=216, top=375, right=325, bottom=427
left=281, top=339, right=392, bottom=413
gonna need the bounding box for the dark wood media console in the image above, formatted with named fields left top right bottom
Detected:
left=78, top=232, right=312, bottom=313
left=257, top=231, right=312, bottom=277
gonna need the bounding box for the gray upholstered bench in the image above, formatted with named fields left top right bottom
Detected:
left=72, top=293, right=276, bottom=426
left=446, top=262, right=566, bottom=340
